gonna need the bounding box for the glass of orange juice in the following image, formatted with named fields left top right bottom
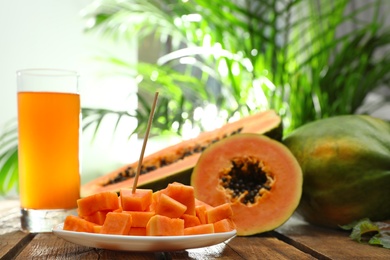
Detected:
left=17, top=69, right=81, bottom=232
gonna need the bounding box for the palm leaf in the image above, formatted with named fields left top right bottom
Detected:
left=81, top=0, right=390, bottom=132
left=2, top=0, right=390, bottom=196
left=0, top=120, right=19, bottom=195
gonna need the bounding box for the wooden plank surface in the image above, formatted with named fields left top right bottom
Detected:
left=0, top=231, right=35, bottom=260
left=18, top=233, right=148, bottom=259
left=14, top=234, right=317, bottom=260
left=0, top=200, right=20, bottom=235
left=276, top=215, right=390, bottom=260
left=227, top=235, right=316, bottom=259
left=1, top=200, right=389, bottom=259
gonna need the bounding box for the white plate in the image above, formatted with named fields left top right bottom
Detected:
left=52, top=223, right=236, bottom=252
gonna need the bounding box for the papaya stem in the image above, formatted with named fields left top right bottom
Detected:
left=132, top=91, right=159, bottom=193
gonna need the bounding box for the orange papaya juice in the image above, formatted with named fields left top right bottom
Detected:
left=18, top=91, right=80, bottom=209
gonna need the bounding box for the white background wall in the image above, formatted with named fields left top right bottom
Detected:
left=0, top=0, right=88, bottom=125
left=0, top=0, right=145, bottom=184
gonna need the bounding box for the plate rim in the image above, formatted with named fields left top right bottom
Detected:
left=52, top=223, right=237, bottom=252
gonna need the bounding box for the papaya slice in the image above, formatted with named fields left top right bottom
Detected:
left=191, top=133, right=302, bottom=236
left=81, top=110, right=282, bottom=197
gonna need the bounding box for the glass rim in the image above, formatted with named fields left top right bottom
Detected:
left=17, top=68, right=79, bottom=77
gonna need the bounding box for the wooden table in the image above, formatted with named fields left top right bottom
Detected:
left=1, top=200, right=389, bottom=259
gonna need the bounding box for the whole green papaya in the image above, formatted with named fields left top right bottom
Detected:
left=283, top=115, right=390, bottom=228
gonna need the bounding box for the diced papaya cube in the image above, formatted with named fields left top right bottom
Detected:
left=120, top=188, right=153, bottom=211
left=213, top=218, right=236, bottom=233
left=145, top=204, right=154, bottom=212
left=195, top=198, right=214, bottom=209
left=206, top=203, right=233, bottom=223
left=181, top=214, right=201, bottom=228
left=184, top=223, right=214, bottom=235
left=195, top=205, right=208, bottom=224
left=163, top=182, right=196, bottom=215
left=93, top=225, right=102, bottom=233
left=123, top=211, right=155, bottom=228
left=113, top=207, right=123, bottom=213
left=77, top=191, right=119, bottom=217
left=155, top=193, right=187, bottom=218
left=149, top=190, right=162, bottom=211
left=100, top=212, right=132, bottom=235
left=81, top=210, right=109, bottom=225
left=63, top=215, right=95, bottom=233
left=146, top=215, right=184, bottom=236
left=128, top=227, right=147, bottom=236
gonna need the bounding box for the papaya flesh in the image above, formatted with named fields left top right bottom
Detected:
left=191, top=133, right=303, bottom=236
left=283, top=115, right=390, bottom=228
left=81, top=110, right=282, bottom=197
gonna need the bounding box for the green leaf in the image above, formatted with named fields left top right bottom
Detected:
left=81, top=0, right=390, bottom=135
left=0, top=119, right=19, bottom=195
left=341, top=218, right=390, bottom=249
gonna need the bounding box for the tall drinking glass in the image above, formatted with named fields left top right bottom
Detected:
left=17, top=69, right=81, bottom=232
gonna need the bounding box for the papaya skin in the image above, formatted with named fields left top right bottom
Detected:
left=283, top=115, right=390, bottom=228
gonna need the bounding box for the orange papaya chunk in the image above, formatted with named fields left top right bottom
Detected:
left=123, top=211, right=155, bottom=228
left=195, top=198, right=214, bottom=209
left=163, top=182, right=196, bottom=215
left=213, top=218, right=236, bottom=233
left=184, top=223, right=214, bottom=235
left=181, top=214, right=201, bottom=228
left=155, top=193, right=187, bottom=218
left=206, top=203, right=233, bottom=224
left=113, top=207, right=123, bottom=213
left=195, top=205, right=208, bottom=225
left=149, top=190, right=162, bottom=212
left=129, top=227, right=147, bottom=236
left=120, top=188, right=153, bottom=211
left=118, top=196, right=122, bottom=207
left=63, top=215, right=95, bottom=233
left=100, top=212, right=132, bottom=235
left=81, top=210, right=109, bottom=225
left=93, top=225, right=102, bottom=233
left=146, top=215, right=184, bottom=236
left=77, top=191, right=119, bottom=217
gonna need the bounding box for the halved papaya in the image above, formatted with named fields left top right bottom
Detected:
left=81, top=110, right=282, bottom=197
left=191, top=133, right=302, bottom=236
